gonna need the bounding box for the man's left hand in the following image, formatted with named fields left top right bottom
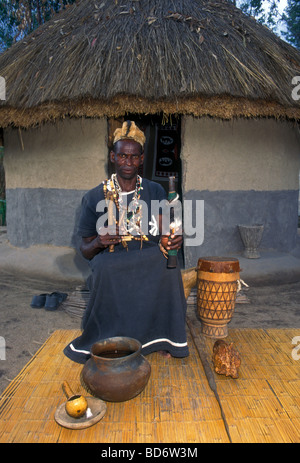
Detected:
left=160, top=233, right=183, bottom=251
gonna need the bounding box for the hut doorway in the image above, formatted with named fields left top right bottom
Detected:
left=107, top=115, right=184, bottom=266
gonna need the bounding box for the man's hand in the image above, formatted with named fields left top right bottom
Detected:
left=97, top=225, right=122, bottom=248
left=160, top=232, right=183, bottom=251
left=158, top=213, right=183, bottom=251
left=80, top=226, right=121, bottom=260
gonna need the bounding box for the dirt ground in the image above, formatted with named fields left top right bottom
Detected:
left=0, top=269, right=300, bottom=395
left=0, top=270, right=80, bottom=394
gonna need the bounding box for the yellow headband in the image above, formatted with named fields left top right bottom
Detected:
left=113, top=121, right=146, bottom=148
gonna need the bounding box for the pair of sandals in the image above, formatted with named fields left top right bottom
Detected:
left=30, top=292, right=68, bottom=311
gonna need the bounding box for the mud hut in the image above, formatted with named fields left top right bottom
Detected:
left=0, top=0, right=299, bottom=267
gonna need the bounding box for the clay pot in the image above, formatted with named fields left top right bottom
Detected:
left=81, top=337, right=151, bottom=402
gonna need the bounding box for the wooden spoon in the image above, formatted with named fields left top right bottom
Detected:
left=62, top=381, right=88, bottom=419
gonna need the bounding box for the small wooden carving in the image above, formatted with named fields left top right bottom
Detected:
left=212, top=340, right=241, bottom=379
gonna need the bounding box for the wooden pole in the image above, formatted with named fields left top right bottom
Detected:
left=106, top=191, right=115, bottom=253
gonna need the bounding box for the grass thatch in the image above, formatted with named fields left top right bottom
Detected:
left=0, top=0, right=299, bottom=127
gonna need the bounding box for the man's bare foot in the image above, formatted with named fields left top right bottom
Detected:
left=158, top=350, right=171, bottom=358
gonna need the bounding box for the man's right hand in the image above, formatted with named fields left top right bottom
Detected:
left=80, top=226, right=121, bottom=260
left=97, top=225, right=122, bottom=248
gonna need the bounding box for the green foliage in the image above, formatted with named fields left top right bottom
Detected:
left=282, top=0, right=300, bottom=49
left=0, top=0, right=76, bottom=51
left=236, top=0, right=299, bottom=49
left=238, top=0, right=281, bottom=28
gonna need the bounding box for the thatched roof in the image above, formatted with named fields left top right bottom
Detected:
left=0, top=0, right=299, bottom=127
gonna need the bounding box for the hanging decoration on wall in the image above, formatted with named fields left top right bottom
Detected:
left=153, top=122, right=180, bottom=180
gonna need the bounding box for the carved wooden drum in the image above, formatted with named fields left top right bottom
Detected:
left=197, top=257, right=240, bottom=338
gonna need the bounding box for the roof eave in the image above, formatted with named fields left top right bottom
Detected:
left=0, top=94, right=299, bottom=128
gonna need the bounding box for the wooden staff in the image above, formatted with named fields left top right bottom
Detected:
left=167, top=176, right=178, bottom=268
left=106, top=191, right=115, bottom=253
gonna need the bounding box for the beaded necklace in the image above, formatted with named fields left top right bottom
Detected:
left=103, top=174, right=148, bottom=249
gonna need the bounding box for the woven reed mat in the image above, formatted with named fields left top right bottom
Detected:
left=0, top=323, right=300, bottom=443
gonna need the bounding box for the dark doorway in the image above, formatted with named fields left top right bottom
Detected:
left=107, top=114, right=184, bottom=267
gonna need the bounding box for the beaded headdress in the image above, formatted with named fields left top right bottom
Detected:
left=113, top=120, right=146, bottom=148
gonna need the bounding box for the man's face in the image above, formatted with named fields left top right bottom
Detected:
left=110, top=139, right=144, bottom=180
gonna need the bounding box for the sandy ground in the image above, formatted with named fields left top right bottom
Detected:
left=0, top=269, right=300, bottom=395
left=0, top=270, right=80, bottom=394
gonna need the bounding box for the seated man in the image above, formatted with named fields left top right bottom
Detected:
left=64, top=121, right=189, bottom=364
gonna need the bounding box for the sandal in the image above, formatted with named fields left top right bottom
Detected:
left=44, top=292, right=68, bottom=311
left=30, top=294, right=47, bottom=308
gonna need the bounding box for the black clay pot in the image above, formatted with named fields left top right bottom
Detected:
left=81, top=337, right=151, bottom=402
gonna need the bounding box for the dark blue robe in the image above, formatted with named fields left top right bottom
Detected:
left=64, top=178, right=189, bottom=364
